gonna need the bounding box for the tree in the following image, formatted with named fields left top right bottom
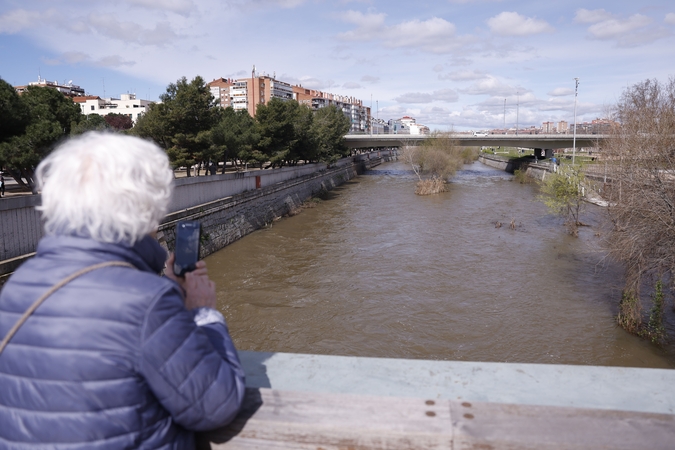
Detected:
left=538, top=164, right=586, bottom=236
left=133, top=76, right=217, bottom=176
left=255, top=98, right=298, bottom=168
left=311, top=105, right=350, bottom=164
left=601, top=77, right=675, bottom=339
left=0, top=78, right=29, bottom=142
left=210, top=107, right=260, bottom=171
left=104, top=113, right=133, bottom=130
left=0, top=85, right=82, bottom=192
left=400, top=132, right=465, bottom=195
left=71, top=114, right=110, bottom=135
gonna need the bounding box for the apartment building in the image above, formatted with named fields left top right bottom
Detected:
left=14, top=77, right=85, bottom=97
left=208, top=73, right=370, bottom=133
left=72, top=93, right=153, bottom=123
left=208, top=78, right=233, bottom=108
left=292, top=86, right=370, bottom=133
left=224, top=75, right=294, bottom=116
left=542, top=121, right=555, bottom=133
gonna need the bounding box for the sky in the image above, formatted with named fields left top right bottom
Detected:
left=1, top=0, right=674, bottom=131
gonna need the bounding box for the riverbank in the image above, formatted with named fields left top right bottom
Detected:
left=0, top=150, right=396, bottom=285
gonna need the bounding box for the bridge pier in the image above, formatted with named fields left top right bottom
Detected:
left=534, top=148, right=553, bottom=159
left=534, top=148, right=554, bottom=159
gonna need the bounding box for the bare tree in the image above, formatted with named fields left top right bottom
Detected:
left=400, top=133, right=474, bottom=195
left=602, top=77, right=675, bottom=340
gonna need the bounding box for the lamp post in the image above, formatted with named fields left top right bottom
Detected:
left=572, top=78, right=579, bottom=165
left=503, top=98, right=506, bottom=131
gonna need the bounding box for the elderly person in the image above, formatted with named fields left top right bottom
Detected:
left=0, top=133, right=245, bottom=448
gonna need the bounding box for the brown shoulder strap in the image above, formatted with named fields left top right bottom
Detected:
left=0, top=261, right=136, bottom=355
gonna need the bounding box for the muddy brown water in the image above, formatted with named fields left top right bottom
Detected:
left=207, top=160, right=675, bottom=368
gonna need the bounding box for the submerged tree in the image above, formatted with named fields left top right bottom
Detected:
left=400, top=132, right=466, bottom=195
left=601, top=77, right=675, bottom=339
left=538, top=164, right=586, bottom=236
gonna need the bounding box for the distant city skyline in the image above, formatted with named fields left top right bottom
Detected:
left=1, top=0, right=674, bottom=131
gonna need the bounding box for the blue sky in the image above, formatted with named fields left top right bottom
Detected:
left=1, top=0, right=674, bottom=131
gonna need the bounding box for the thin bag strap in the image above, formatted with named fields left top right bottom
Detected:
left=0, top=260, right=136, bottom=355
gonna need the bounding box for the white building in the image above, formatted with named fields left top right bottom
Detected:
left=14, top=77, right=85, bottom=97
left=73, top=94, right=153, bottom=124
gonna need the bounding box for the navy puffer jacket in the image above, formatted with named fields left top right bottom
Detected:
left=0, top=235, right=245, bottom=449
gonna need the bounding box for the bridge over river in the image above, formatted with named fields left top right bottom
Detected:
left=346, top=133, right=608, bottom=152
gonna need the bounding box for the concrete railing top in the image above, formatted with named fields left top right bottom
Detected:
left=346, top=133, right=608, bottom=150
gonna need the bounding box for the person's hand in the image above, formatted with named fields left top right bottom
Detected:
left=165, top=253, right=217, bottom=310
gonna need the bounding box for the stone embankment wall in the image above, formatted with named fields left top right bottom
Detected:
left=159, top=161, right=360, bottom=258
left=479, top=154, right=551, bottom=180
left=0, top=151, right=395, bottom=279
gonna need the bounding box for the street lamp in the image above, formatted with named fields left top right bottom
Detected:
left=572, top=77, right=579, bottom=165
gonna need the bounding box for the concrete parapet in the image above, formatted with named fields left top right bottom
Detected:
left=196, top=351, right=675, bottom=449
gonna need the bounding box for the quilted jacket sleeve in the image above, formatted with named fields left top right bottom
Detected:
left=138, top=283, right=246, bottom=431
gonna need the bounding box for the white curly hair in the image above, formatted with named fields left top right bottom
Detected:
left=36, top=132, right=174, bottom=245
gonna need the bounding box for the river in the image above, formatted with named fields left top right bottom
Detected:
left=206, top=160, right=674, bottom=368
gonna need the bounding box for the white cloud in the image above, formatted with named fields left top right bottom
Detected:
left=574, top=9, right=670, bottom=47
left=574, top=9, right=613, bottom=24
left=666, top=13, right=675, bottom=25
left=439, top=70, right=486, bottom=81
left=395, top=92, right=434, bottom=103
left=460, top=76, right=522, bottom=96
left=587, top=14, right=651, bottom=39
left=394, top=88, right=458, bottom=103
left=48, top=51, right=136, bottom=68
left=125, top=0, right=196, bottom=16
left=338, top=12, right=472, bottom=54
left=343, top=81, right=362, bottom=89
left=86, top=14, right=179, bottom=45
left=434, top=89, right=459, bottom=102
left=547, top=87, right=573, bottom=97
left=487, top=12, right=554, bottom=36
left=0, top=9, right=57, bottom=33
left=337, top=10, right=386, bottom=40
left=361, top=75, right=380, bottom=83
left=385, top=17, right=457, bottom=52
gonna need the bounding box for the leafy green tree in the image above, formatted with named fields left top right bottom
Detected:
left=255, top=98, right=297, bottom=168
left=0, top=85, right=82, bottom=193
left=311, top=105, right=350, bottom=163
left=133, top=76, right=217, bottom=176
left=0, top=78, right=29, bottom=142
left=538, top=164, right=585, bottom=236
left=71, top=114, right=110, bottom=135
left=104, top=113, right=133, bottom=130
left=210, top=107, right=259, bottom=171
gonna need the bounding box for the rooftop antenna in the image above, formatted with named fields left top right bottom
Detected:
left=103, top=78, right=106, bottom=99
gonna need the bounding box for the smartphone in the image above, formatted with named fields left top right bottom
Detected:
left=173, top=220, right=201, bottom=277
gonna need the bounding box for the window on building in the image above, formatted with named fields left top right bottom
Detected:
left=91, top=105, right=95, bottom=110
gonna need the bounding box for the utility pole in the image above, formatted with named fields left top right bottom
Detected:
left=572, top=77, right=580, bottom=165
